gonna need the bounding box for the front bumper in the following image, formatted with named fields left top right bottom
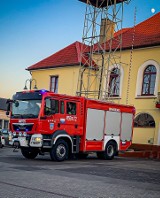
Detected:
left=10, top=134, right=43, bottom=148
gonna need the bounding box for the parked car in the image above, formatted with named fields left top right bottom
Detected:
left=1, top=129, right=9, bottom=146
left=0, top=131, right=5, bottom=148
left=0, top=132, right=2, bottom=148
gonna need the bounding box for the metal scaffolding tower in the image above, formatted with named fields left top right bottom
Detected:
left=77, top=0, right=130, bottom=100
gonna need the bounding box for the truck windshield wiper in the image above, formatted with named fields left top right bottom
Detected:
left=12, top=114, right=23, bottom=118
left=22, top=114, right=37, bottom=118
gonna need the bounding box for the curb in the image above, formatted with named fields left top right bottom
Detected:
left=119, top=150, right=160, bottom=160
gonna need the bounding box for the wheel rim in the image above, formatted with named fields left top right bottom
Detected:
left=107, top=145, right=114, bottom=157
left=56, top=144, right=66, bottom=159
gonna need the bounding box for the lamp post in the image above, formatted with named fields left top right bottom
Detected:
left=23, top=78, right=38, bottom=90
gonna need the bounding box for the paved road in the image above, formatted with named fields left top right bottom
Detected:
left=0, top=147, right=160, bottom=198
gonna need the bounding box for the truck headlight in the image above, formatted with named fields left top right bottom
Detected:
left=30, top=134, right=43, bottom=147
left=13, top=132, right=16, bottom=136
left=19, top=132, right=22, bottom=137
left=33, top=137, right=42, bottom=142
left=23, top=132, right=27, bottom=137
left=9, top=134, right=12, bottom=141
left=8, top=132, right=13, bottom=141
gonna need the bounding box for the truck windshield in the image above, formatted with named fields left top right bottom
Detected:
left=11, top=100, right=41, bottom=118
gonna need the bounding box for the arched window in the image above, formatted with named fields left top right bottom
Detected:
left=141, top=65, right=156, bottom=96
left=134, top=113, right=155, bottom=128
left=108, top=68, right=120, bottom=96
left=136, top=60, right=159, bottom=97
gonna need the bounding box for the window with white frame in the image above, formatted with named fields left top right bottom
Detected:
left=134, top=113, right=155, bottom=128
left=50, top=76, right=58, bottom=93
left=141, top=65, right=156, bottom=96
left=136, top=60, right=160, bottom=97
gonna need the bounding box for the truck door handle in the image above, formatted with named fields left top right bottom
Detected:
left=75, top=124, right=78, bottom=128
left=57, top=123, right=60, bottom=128
left=40, top=116, right=47, bottom=120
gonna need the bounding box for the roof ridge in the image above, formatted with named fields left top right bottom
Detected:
left=27, top=41, right=82, bottom=70
left=43, top=41, right=79, bottom=60
left=75, top=41, right=81, bottom=63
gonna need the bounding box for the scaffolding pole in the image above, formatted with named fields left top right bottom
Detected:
left=77, top=0, right=130, bottom=100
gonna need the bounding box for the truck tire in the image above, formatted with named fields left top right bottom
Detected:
left=21, top=148, right=38, bottom=159
left=97, top=141, right=116, bottom=160
left=104, top=141, right=116, bottom=160
left=50, top=139, right=69, bottom=162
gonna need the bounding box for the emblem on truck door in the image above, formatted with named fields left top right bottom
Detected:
left=50, top=123, right=54, bottom=130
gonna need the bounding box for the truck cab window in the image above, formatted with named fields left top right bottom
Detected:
left=45, top=98, right=59, bottom=115
left=45, top=98, right=52, bottom=115
left=54, top=100, right=59, bottom=113
left=67, top=102, right=76, bottom=115
left=60, top=101, right=64, bottom=114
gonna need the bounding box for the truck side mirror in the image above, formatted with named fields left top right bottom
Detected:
left=15, top=101, right=19, bottom=107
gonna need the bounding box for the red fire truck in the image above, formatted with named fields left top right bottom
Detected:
left=7, top=89, right=135, bottom=161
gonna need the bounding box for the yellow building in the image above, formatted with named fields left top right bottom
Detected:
left=27, top=13, right=160, bottom=148
left=0, top=98, right=9, bottom=130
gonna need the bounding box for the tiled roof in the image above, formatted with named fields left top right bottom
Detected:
left=100, top=12, right=160, bottom=51
left=122, top=12, right=160, bottom=49
left=113, top=27, right=131, bottom=37
left=0, top=98, right=8, bottom=111
left=27, top=13, right=160, bottom=71
left=27, top=41, right=91, bottom=71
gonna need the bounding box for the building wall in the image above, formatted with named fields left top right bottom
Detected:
left=31, top=66, right=80, bottom=96
left=0, top=110, right=9, bottom=129
left=30, top=46, right=160, bottom=146
left=103, top=46, right=160, bottom=145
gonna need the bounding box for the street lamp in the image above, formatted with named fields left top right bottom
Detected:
left=23, top=78, right=38, bottom=90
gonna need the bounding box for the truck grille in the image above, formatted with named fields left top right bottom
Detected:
left=13, top=123, right=34, bottom=132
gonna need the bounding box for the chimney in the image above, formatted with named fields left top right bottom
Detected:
left=99, top=18, right=115, bottom=44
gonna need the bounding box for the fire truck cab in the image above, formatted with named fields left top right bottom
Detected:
left=8, top=89, right=135, bottom=161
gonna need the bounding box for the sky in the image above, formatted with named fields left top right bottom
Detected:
left=0, top=0, right=160, bottom=98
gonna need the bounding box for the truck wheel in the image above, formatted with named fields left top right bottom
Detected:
left=104, top=141, right=116, bottom=160
left=50, top=139, right=68, bottom=162
left=21, top=148, right=38, bottom=159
